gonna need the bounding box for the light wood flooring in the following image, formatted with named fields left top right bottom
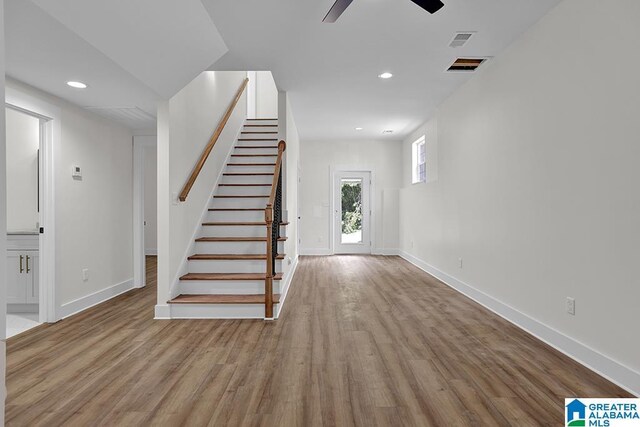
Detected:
left=6, top=255, right=631, bottom=426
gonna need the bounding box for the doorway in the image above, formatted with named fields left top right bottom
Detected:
left=133, top=136, right=157, bottom=288
left=333, top=171, right=371, bottom=254
left=4, top=87, right=59, bottom=333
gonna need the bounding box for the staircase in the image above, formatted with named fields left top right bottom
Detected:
left=169, top=118, right=288, bottom=319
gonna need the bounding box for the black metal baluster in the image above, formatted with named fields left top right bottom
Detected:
left=272, top=169, right=282, bottom=273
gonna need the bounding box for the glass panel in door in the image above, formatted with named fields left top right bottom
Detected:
left=340, top=178, right=363, bottom=244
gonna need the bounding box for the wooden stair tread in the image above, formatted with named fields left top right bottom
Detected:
left=188, top=254, right=285, bottom=260
left=227, top=163, right=276, bottom=166
left=202, top=221, right=289, bottom=226
left=238, top=139, right=278, bottom=141
left=169, top=294, right=281, bottom=304
left=208, top=208, right=265, bottom=211
left=241, top=131, right=277, bottom=134
left=244, top=124, right=277, bottom=127
left=234, top=146, right=278, bottom=149
left=219, top=183, right=271, bottom=186
left=231, top=154, right=277, bottom=157
left=213, top=195, right=269, bottom=198
left=223, top=173, right=274, bottom=176
left=196, top=236, right=288, bottom=242
left=179, top=273, right=283, bottom=281
left=246, top=118, right=277, bottom=120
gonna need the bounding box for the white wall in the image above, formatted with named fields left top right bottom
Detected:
left=300, top=139, right=402, bottom=254
left=6, top=78, right=135, bottom=311
left=281, top=93, right=299, bottom=276
left=399, top=0, right=640, bottom=394
left=0, top=2, right=7, bottom=422
left=246, top=71, right=257, bottom=119
left=255, top=71, right=278, bottom=119
left=144, top=146, right=157, bottom=255
left=157, top=71, right=247, bottom=310
left=5, top=108, right=39, bottom=232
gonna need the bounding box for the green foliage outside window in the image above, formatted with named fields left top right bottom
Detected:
left=341, top=182, right=362, bottom=234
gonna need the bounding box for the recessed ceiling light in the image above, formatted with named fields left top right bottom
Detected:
left=378, top=72, right=393, bottom=79
left=67, top=81, right=88, bottom=89
left=355, top=127, right=363, bottom=131
left=382, top=130, right=394, bottom=134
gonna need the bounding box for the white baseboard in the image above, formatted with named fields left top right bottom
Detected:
left=145, top=249, right=157, bottom=256
left=300, top=248, right=332, bottom=256
left=59, top=278, right=134, bottom=319
left=372, top=248, right=400, bottom=256
left=275, top=255, right=299, bottom=318
left=301, top=248, right=399, bottom=256
left=154, top=304, right=171, bottom=319
left=398, top=250, right=640, bottom=397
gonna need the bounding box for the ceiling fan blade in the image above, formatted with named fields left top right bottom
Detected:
left=323, top=0, right=354, bottom=23
left=409, top=0, right=444, bottom=14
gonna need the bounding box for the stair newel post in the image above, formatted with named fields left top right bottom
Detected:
left=264, top=140, right=285, bottom=320
left=265, top=204, right=274, bottom=319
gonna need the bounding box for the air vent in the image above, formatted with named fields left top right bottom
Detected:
left=449, top=32, right=474, bottom=48
left=447, top=58, right=486, bottom=72
left=85, top=106, right=156, bottom=129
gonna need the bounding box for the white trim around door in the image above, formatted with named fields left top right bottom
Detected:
left=6, top=86, right=61, bottom=323
left=331, top=170, right=372, bottom=254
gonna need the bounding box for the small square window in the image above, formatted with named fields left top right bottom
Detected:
left=412, top=136, right=426, bottom=184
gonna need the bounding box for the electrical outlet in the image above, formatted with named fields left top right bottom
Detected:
left=566, top=297, right=575, bottom=315
left=287, top=257, right=292, bottom=266
left=82, top=268, right=89, bottom=282
left=459, top=257, right=463, bottom=268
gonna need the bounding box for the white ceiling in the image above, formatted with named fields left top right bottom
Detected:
left=4, top=0, right=228, bottom=130
left=5, top=0, right=562, bottom=136
left=203, top=0, right=562, bottom=140
left=30, top=0, right=228, bottom=99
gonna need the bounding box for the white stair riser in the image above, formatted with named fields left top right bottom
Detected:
left=225, top=165, right=275, bottom=174
left=228, top=155, right=278, bottom=164
left=205, top=210, right=265, bottom=222
left=199, top=224, right=287, bottom=238
left=216, top=185, right=272, bottom=196
left=241, top=131, right=278, bottom=135
left=170, top=303, right=280, bottom=319
left=242, top=126, right=278, bottom=132
left=179, top=280, right=281, bottom=294
left=221, top=175, right=273, bottom=184
left=236, top=141, right=278, bottom=147
left=186, top=259, right=283, bottom=274
left=246, top=119, right=277, bottom=125
left=234, top=149, right=278, bottom=156
left=210, top=197, right=269, bottom=209
left=199, top=225, right=267, bottom=238
left=195, top=241, right=284, bottom=254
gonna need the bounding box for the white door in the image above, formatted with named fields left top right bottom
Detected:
left=333, top=171, right=371, bottom=254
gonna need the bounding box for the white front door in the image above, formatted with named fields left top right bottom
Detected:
left=333, top=171, right=371, bottom=254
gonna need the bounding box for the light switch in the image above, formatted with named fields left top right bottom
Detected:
left=72, top=165, right=82, bottom=179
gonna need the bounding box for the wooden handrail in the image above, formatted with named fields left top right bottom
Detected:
left=264, top=140, right=286, bottom=319
left=178, top=77, right=249, bottom=202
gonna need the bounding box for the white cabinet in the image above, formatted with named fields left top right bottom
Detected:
left=6, top=250, right=39, bottom=305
